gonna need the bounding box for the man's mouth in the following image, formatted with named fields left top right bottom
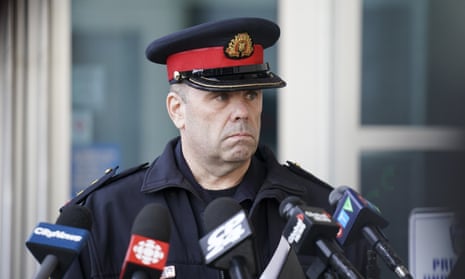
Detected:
left=228, top=132, right=253, bottom=139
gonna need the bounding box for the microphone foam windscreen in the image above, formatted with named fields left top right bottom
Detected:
left=204, top=197, right=242, bottom=232
left=328, top=185, right=351, bottom=206
left=56, top=205, right=93, bottom=230
left=131, top=203, right=171, bottom=242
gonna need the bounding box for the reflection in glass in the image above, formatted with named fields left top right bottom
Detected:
left=361, top=150, right=465, bottom=277
left=361, top=0, right=465, bottom=126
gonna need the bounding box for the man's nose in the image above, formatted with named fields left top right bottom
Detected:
left=230, top=99, right=249, bottom=121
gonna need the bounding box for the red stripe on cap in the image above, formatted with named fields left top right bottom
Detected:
left=166, top=45, right=264, bottom=80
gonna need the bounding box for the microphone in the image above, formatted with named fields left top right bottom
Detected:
left=199, top=197, right=256, bottom=279
left=120, top=203, right=171, bottom=279
left=25, top=205, right=92, bottom=279
left=329, top=186, right=413, bottom=279
left=279, top=196, right=364, bottom=279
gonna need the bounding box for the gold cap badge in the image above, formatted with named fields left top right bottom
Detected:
left=224, top=33, right=254, bottom=59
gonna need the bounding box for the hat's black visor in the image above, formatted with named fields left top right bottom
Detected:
left=170, top=63, right=286, bottom=92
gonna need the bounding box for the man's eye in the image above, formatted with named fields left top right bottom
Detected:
left=246, top=91, right=258, bottom=100
left=215, top=93, right=229, bottom=101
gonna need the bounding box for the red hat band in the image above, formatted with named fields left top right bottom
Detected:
left=166, top=45, right=264, bottom=81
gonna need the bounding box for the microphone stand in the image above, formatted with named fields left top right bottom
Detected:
left=306, top=257, right=332, bottom=279
left=131, top=270, right=149, bottom=279
left=366, top=249, right=380, bottom=279
left=229, top=257, right=252, bottom=279
left=306, top=239, right=364, bottom=279
left=33, top=255, right=58, bottom=279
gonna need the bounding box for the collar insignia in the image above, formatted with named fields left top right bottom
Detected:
left=224, top=32, right=254, bottom=59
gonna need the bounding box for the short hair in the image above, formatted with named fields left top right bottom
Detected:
left=169, top=83, right=188, bottom=103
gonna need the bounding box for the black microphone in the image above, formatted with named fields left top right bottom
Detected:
left=279, top=196, right=365, bottom=279
left=329, top=186, right=413, bottom=279
left=119, top=203, right=172, bottom=279
left=199, top=197, right=256, bottom=279
left=25, top=205, right=92, bottom=279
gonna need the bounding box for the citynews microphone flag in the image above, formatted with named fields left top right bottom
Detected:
left=25, top=222, right=90, bottom=278
left=26, top=222, right=90, bottom=253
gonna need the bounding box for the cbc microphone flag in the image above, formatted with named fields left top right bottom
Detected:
left=125, top=234, right=170, bottom=270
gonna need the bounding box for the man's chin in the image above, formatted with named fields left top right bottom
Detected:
left=224, top=144, right=257, bottom=161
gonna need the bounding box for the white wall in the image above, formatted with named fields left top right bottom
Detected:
left=278, top=0, right=362, bottom=188
left=0, top=1, right=71, bottom=278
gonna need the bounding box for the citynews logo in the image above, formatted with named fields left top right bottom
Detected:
left=34, top=227, right=83, bottom=242
left=205, top=211, right=247, bottom=261
left=287, top=214, right=306, bottom=244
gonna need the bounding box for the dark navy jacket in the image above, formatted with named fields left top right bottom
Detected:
left=63, top=137, right=367, bottom=278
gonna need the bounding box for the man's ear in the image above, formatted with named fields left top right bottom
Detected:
left=166, top=92, right=185, bottom=129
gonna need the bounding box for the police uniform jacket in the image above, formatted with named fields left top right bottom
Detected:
left=63, top=137, right=367, bottom=278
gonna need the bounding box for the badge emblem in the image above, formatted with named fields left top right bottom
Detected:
left=224, top=33, right=254, bottom=59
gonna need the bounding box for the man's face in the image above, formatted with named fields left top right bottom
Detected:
left=173, top=86, right=263, bottom=165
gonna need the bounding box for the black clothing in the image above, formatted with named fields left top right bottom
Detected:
left=63, top=137, right=367, bottom=278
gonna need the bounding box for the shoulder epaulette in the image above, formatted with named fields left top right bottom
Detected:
left=63, top=162, right=149, bottom=208
left=284, top=160, right=333, bottom=189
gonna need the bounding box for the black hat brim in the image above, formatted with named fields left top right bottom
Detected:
left=179, top=71, right=286, bottom=92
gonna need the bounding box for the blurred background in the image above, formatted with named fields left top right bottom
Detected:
left=1, top=0, right=464, bottom=278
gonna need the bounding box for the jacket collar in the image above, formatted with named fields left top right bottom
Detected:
left=140, top=137, right=306, bottom=197
left=254, top=144, right=307, bottom=196
left=141, top=137, right=186, bottom=193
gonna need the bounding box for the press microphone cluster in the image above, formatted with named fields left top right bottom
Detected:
left=26, top=205, right=92, bottom=279
left=120, top=203, right=172, bottom=279
left=329, top=186, right=413, bottom=279
left=279, top=196, right=364, bottom=279
left=199, top=197, right=257, bottom=279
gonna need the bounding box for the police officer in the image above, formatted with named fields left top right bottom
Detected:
left=63, top=17, right=368, bottom=278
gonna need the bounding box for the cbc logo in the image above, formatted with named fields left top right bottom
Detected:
left=133, top=239, right=165, bottom=265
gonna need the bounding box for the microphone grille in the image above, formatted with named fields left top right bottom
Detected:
left=132, top=203, right=171, bottom=242
left=328, top=185, right=351, bottom=206
left=204, top=197, right=242, bottom=232
left=56, top=205, right=93, bottom=230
